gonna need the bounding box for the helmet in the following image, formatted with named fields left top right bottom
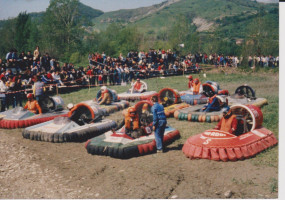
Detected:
left=129, top=107, right=136, bottom=117
left=101, top=86, right=107, bottom=91
left=222, top=106, right=230, bottom=114
left=216, top=95, right=226, bottom=104
left=27, top=93, right=34, bottom=99
left=67, top=103, right=74, bottom=110
left=188, top=75, right=193, bottom=80
left=194, top=78, right=199, bottom=84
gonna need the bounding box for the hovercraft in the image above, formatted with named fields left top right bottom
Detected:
left=180, top=81, right=229, bottom=105
left=182, top=104, right=277, bottom=161
left=85, top=101, right=180, bottom=159
left=118, top=80, right=158, bottom=101
left=96, top=88, right=130, bottom=114
left=22, top=101, right=117, bottom=143
left=227, top=85, right=268, bottom=107
left=174, top=96, right=228, bottom=123
left=0, top=96, right=68, bottom=129
left=158, top=88, right=190, bottom=117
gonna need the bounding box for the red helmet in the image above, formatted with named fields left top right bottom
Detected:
left=129, top=107, right=136, bottom=117
left=188, top=75, right=193, bottom=80
left=194, top=78, right=199, bottom=84
left=27, top=93, right=34, bottom=99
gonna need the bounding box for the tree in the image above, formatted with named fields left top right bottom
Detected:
left=41, top=0, right=83, bottom=59
left=0, top=19, right=16, bottom=57
left=242, top=7, right=279, bottom=57
left=116, top=26, right=141, bottom=55
left=15, top=12, right=31, bottom=52
left=27, top=21, right=40, bottom=51
left=168, top=15, right=199, bottom=55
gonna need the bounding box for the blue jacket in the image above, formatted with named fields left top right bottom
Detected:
left=151, top=102, right=166, bottom=126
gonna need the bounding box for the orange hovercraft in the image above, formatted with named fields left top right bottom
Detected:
left=182, top=104, right=277, bottom=161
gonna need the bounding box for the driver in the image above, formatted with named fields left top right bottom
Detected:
left=133, top=78, right=144, bottom=93
left=24, top=93, right=42, bottom=114
left=187, top=75, right=194, bottom=89
left=140, top=103, right=152, bottom=126
left=161, top=96, right=172, bottom=107
left=97, top=86, right=112, bottom=105
left=125, top=107, right=142, bottom=138
left=214, top=107, right=237, bottom=134
left=192, top=78, right=202, bottom=95
left=201, top=95, right=223, bottom=112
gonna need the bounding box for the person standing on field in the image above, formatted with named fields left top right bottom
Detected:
left=151, top=95, right=167, bottom=153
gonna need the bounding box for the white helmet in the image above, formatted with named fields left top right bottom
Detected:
left=216, top=95, right=226, bottom=104
left=67, top=103, right=74, bottom=110
left=101, top=86, right=107, bottom=91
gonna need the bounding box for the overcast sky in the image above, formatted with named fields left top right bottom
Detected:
left=0, top=0, right=166, bottom=20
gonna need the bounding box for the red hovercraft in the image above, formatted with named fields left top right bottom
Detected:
left=182, top=104, right=277, bottom=161
left=0, top=96, right=68, bottom=129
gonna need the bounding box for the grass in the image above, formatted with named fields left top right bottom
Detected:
left=269, top=178, right=278, bottom=193
left=58, top=70, right=278, bottom=168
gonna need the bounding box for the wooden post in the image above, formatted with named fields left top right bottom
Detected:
left=89, top=76, right=91, bottom=92
left=56, top=84, right=59, bottom=96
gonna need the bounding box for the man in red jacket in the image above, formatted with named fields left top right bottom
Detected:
left=133, top=79, right=144, bottom=93
left=188, top=75, right=193, bottom=89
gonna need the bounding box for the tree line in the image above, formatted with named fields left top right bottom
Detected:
left=0, top=0, right=279, bottom=65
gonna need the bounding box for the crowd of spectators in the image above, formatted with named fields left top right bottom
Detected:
left=0, top=46, right=279, bottom=112
left=248, top=55, right=279, bottom=68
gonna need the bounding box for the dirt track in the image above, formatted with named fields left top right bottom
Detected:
left=0, top=124, right=278, bottom=199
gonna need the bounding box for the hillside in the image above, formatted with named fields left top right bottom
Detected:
left=92, top=0, right=180, bottom=30
left=93, top=0, right=278, bottom=40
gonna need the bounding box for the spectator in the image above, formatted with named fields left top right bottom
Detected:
left=33, top=75, right=45, bottom=102
left=33, top=46, right=41, bottom=62
left=0, top=77, right=8, bottom=111
left=42, top=53, right=51, bottom=72
left=151, top=95, right=167, bottom=153
left=11, top=76, right=23, bottom=108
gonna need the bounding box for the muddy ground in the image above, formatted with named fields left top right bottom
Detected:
left=0, top=124, right=278, bottom=199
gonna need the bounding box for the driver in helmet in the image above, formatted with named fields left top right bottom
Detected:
left=192, top=78, right=202, bottom=95
left=133, top=78, right=144, bottom=93
left=214, top=107, right=237, bottom=134
left=187, top=75, right=194, bottom=89
left=97, top=86, right=112, bottom=105
left=24, top=93, right=42, bottom=114
left=201, top=95, right=225, bottom=112
left=125, top=107, right=142, bottom=138
left=140, top=103, right=152, bottom=127
left=161, top=96, right=172, bottom=107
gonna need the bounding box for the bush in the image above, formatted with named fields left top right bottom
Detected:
left=69, top=52, right=81, bottom=64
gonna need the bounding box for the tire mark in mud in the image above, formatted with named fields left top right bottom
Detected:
left=167, top=173, right=185, bottom=198
left=91, top=165, right=108, bottom=177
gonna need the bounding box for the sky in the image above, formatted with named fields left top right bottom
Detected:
left=0, top=0, right=166, bottom=20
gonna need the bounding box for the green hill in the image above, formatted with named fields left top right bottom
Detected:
left=93, top=0, right=278, bottom=39
left=77, top=2, right=104, bottom=22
